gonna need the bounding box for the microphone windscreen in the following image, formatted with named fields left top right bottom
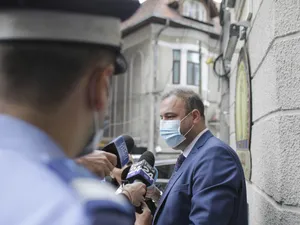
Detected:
left=138, top=151, right=155, bottom=167
left=122, top=135, right=135, bottom=153
left=102, top=136, right=129, bottom=168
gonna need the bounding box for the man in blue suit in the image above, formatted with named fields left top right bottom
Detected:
left=154, top=88, right=248, bottom=225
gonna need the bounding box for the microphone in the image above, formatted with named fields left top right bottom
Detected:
left=121, top=165, right=132, bottom=183
left=102, top=135, right=135, bottom=168
left=144, top=166, right=159, bottom=216
left=123, top=151, right=156, bottom=214
left=121, top=135, right=135, bottom=153
left=78, top=134, right=134, bottom=161
left=120, top=161, right=159, bottom=215
left=126, top=151, right=156, bottom=187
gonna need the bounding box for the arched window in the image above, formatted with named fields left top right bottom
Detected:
left=183, top=1, right=192, bottom=18
left=195, top=1, right=207, bottom=21
left=182, top=1, right=207, bottom=22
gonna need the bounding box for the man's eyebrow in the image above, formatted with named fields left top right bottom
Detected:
left=161, top=112, right=177, bottom=116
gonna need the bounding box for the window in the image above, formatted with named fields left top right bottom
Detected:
left=172, top=50, right=181, bottom=84
left=195, top=1, right=207, bottom=21
left=187, top=51, right=200, bottom=86
left=183, top=1, right=191, bottom=17
left=182, top=1, right=207, bottom=22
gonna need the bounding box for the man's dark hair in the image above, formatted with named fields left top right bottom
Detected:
left=161, top=88, right=205, bottom=119
left=0, top=41, right=115, bottom=111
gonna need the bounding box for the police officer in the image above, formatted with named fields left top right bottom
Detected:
left=0, top=1, right=151, bottom=224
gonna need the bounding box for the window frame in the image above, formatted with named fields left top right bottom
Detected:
left=186, top=50, right=201, bottom=86
left=195, top=1, right=207, bottom=21
left=172, top=49, right=181, bottom=84
left=182, top=0, right=207, bottom=22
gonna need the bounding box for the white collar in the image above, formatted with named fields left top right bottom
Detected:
left=182, top=128, right=209, bottom=157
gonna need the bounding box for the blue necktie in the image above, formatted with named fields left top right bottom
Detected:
left=159, top=154, right=186, bottom=194
left=174, top=153, right=186, bottom=172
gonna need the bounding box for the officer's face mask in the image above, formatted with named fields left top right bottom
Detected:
left=91, top=82, right=113, bottom=150
left=87, top=73, right=113, bottom=151
left=160, top=111, right=194, bottom=148
left=91, top=112, right=105, bottom=150
left=78, top=116, right=107, bottom=158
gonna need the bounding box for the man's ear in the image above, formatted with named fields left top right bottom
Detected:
left=192, top=110, right=202, bottom=124
left=88, top=65, right=114, bottom=111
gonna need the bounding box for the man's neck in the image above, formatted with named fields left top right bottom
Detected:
left=182, top=127, right=208, bottom=157
left=0, top=101, right=80, bottom=157
left=187, top=125, right=207, bottom=143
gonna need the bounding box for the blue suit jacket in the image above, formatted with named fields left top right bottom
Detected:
left=153, top=131, right=248, bottom=225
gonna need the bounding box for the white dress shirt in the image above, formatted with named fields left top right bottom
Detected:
left=182, top=128, right=209, bottom=157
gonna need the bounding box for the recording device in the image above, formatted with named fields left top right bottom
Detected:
left=126, top=151, right=156, bottom=186
left=78, top=134, right=135, bottom=166
left=119, top=135, right=135, bottom=152
left=144, top=166, right=159, bottom=215
left=102, top=135, right=134, bottom=168
left=121, top=151, right=156, bottom=214
left=120, top=165, right=159, bottom=215
left=103, top=135, right=135, bottom=187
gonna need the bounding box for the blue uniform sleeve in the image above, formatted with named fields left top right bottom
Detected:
left=46, top=158, right=136, bottom=225
left=189, top=146, right=242, bottom=225
left=71, top=178, right=135, bottom=225
left=89, top=201, right=135, bottom=225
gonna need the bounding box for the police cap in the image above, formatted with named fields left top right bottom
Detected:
left=0, top=0, right=140, bottom=74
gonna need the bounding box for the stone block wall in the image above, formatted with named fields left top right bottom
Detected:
left=227, top=0, right=300, bottom=224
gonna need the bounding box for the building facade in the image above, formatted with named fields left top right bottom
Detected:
left=104, top=0, right=222, bottom=159
left=220, top=0, right=300, bottom=224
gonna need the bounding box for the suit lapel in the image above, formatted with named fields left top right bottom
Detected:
left=190, top=130, right=213, bottom=153
left=153, top=130, right=213, bottom=224
left=153, top=168, right=184, bottom=223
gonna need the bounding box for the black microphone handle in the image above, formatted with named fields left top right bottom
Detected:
left=145, top=199, right=156, bottom=216
left=133, top=179, right=145, bottom=214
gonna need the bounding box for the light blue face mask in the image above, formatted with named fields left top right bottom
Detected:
left=159, top=112, right=194, bottom=148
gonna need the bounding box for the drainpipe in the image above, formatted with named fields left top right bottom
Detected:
left=152, top=19, right=170, bottom=156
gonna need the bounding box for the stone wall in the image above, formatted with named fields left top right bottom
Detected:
left=225, top=0, right=300, bottom=224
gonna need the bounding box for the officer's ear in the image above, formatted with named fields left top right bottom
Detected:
left=88, top=64, right=114, bottom=111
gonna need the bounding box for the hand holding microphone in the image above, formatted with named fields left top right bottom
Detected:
left=135, top=201, right=152, bottom=225
left=122, top=151, right=157, bottom=214
left=121, top=183, right=147, bottom=207
left=125, top=151, right=156, bottom=186
left=75, top=150, right=117, bottom=178
left=101, top=135, right=134, bottom=168
left=144, top=166, right=162, bottom=204
left=145, top=185, right=162, bottom=203
left=76, top=135, right=134, bottom=179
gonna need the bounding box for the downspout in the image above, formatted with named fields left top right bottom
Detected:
left=152, top=19, right=170, bottom=155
